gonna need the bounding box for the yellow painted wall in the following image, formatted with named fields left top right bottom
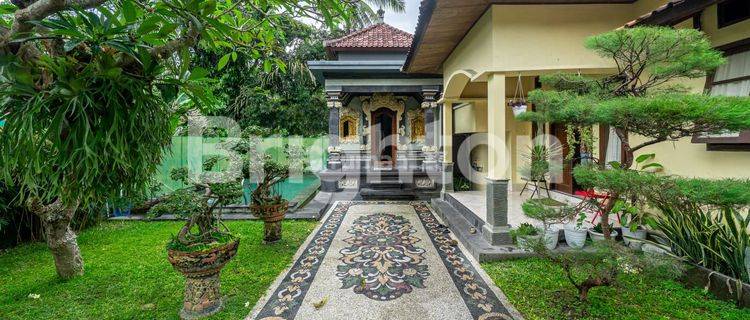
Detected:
left=453, top=101, right=488, bottom=134
left=443, top=10, right=494, bottom=87
left=489, top=5, right=633, bottom=74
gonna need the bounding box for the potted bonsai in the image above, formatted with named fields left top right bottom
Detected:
left=234, top=127, right=298, bottom=243
left=512, top=223, right=542, bottom=250
left=149, top=167, right=243, bottom=319
left=522, top=198, right=575, bottom=250
left=589, top=222, right=618, bottom=242
left=249, top=160, right=290, bottom=243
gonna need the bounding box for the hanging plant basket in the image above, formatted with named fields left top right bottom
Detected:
left=509, top=74, right=528, bottom=117
left=508, top=99, right=528, bottom=117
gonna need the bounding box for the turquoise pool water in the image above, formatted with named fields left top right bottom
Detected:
left=240, top=173, right=319, bottom=205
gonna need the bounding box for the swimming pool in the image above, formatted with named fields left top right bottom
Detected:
left=240, top=173, right=320, bottom=205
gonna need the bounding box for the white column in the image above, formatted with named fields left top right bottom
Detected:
left=487, top=73, right=508, bottom=180
left=442, top=100, right=453, bottom=163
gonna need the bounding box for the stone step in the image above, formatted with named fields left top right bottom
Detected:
left=360, top=188, right=417, bottom=200
left=367, top=182, right=405, bottom=190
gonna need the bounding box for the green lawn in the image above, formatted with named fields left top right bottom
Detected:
left=483, top=258, right=750, bottom=320
left=0, top=220, right=316, bottom=320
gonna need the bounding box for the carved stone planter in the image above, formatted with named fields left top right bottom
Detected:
left=251, top=201, right=289, bottom=243
left=167, top=239, right=240, bottom=319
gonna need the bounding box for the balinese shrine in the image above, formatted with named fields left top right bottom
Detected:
left=309, top=16, right=445, bottom=200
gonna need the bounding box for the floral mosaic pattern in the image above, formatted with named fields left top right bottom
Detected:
left=411, top=202, right=513, bottom=320
left=336, top=213, right=429, bottom=301
left=255, top=202, right=352, bottom=320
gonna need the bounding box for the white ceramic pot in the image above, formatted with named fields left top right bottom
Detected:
left=588, top=228, right=619, bottom=242
left=563, top=224, right=587, bottom=249
left=512, top=104, right=527, bottom=117
left=621, top=227, right=648, bottom=250
left=544, top=229, right=560, bottom=250
left=517, top=234, right=542, bottom=250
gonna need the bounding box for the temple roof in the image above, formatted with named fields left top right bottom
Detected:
left=325, top=23, right=413, bottom=51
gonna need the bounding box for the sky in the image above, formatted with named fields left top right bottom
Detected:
left=382, top=0, right=421, bottom=34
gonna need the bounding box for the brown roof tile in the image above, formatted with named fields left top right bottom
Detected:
left=325, top=23, right=413, bottom=50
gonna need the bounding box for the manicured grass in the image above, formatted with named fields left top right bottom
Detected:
left=0, top=220, right=316, bottom=319
left=483, top=258, right=750, bottom=320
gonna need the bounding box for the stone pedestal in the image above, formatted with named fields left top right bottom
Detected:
left=483, top=178, right=512, bottom=245
left=181, top=273, right=222, bottom=320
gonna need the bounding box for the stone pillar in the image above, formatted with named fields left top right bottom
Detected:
left=326, top=91, right=342, bottom=171
left=421, top=88, right=439, bottom=147
left=421, top=88, right=440, bottom=172
left=484, top=73, right=512, bottom=245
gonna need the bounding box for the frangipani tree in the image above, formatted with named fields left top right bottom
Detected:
left=520, top=27, right=750, bottom=239
left=0, top=0, right=390, bottom=279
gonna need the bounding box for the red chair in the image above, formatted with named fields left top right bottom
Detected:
left=574, top=189, right=621, bottom=225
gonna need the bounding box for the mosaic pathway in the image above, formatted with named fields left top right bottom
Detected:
left=248, top=201, right=522, bottom=320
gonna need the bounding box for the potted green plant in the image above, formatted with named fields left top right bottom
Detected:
left=149, top=166, right=243, bottom=319
left=612, top=199, right=648, bottom=250
left=511, top=223, right=542, bottom=250
left=589, top=222, right=618, bottom=242
left=249, top=161, right=290, bottom=243
left=522, top=198, right=575, bottom=250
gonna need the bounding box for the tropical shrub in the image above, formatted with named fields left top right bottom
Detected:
left=644, top=177, right=750, bottom=284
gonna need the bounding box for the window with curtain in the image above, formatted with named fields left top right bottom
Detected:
left=693, top=42, right=750, bottom=149
left=605, top=127, right=622, bottom=167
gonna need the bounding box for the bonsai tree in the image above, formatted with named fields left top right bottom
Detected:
left=530, top=240, right=681, bottom=303
left=148, top=162, right=243, bottom=319
left=0, top=0, right=373, bottom=279
left=520, top=26, right=750, bottom=239
left=249, top=160, right=290, bottom=243
left=234, top=126, right=300, bottom=243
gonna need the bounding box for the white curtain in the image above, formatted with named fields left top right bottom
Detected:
left=708, top=50, right=750, bottom=138
left=605, top=127, right=621, bottom=167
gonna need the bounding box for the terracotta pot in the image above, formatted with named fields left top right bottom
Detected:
left=167, top=239, right=240, bottom=319
left=251, top=201, right=289, bottom=243
left=250, top=201, right=289, bottom=223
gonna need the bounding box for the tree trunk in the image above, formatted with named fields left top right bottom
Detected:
left=29, top=199, right=84, bottom=279
left=263, top=221, right=282, bottom=243
left=44, top=216, right=84, bottom=279
left=578, top=286, right=591, bottom=302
